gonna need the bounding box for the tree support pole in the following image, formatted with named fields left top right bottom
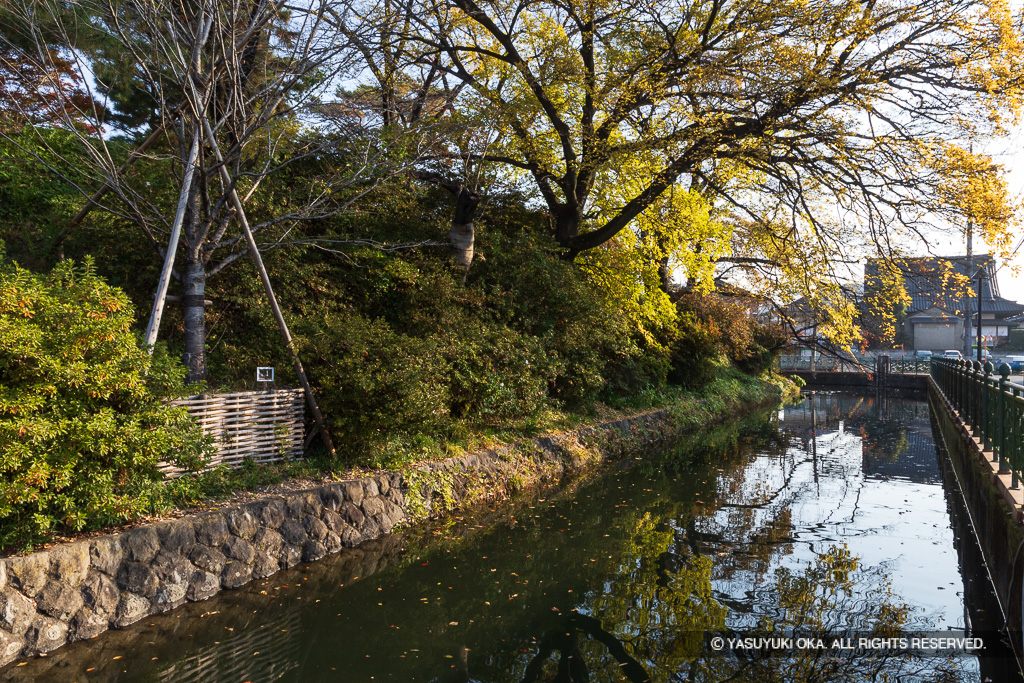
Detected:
left=144, top=130, right=201, bottom=350
left=201, top=118, right=337, bottom=458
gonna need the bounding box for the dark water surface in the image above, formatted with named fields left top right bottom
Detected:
left=5, top=392, right=1021, bottom=682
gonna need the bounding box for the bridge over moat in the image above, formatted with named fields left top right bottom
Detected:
left=783, top=355, right=931, bottom=391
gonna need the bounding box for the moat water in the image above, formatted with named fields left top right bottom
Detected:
left=4, top=391, right=1020, bottom=682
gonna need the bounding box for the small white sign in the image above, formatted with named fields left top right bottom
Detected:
left=256, top=367, right=275, bottom=382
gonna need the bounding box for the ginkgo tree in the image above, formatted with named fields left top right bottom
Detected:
left=392, top=0, right=1022, bottom=342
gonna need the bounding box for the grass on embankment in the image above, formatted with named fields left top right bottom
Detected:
left=152, top=367, right=798, bottom=515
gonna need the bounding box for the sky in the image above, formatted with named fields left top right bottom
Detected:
left=974, top=124, right=1024, bottom=303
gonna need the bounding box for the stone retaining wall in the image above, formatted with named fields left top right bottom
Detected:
left=0, top=473, right=406, bottom=665
left=0, top=406, right=701, bottom=665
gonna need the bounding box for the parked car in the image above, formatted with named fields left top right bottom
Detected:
left=914, top=350, right=933, bottom=359
left=943, top=350, right=962, bottom=359
left=1003, top=355, right=1024, bottom=373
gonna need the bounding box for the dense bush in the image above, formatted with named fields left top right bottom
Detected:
left=667, top=312, right=720, bottom=389
left=669, top=291, right=787, bottom=387
left=469, top=216, right=644, bottom=405
left=1006, top=329, right=1024, bottom=352
left=297, top=310, right=451, bottom=449
left=740, top=320, right=789, bottom=375
left=0, top=256, right=211, bottom=548
left=285, top=229, right=635, bottom=456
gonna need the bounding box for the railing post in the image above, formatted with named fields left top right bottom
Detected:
left=959, top=358, right=966, bottom=412
left=974, top=360, right=981, bottom=439
left=998, top=364, right=1010, bottom=473
left=957, top=358, right=965, bottom=414
left=966, top=360, right=974, bottom=430
left=1013, top=386, right=1021, bottom=490
left=982, top=361, right=992, bottom=451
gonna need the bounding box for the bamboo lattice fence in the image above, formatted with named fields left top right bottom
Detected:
left=164, top=389, right=305, bottom=475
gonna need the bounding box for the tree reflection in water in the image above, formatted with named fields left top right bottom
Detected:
left=520, top=612, right=651, bottom=682
left=510, top=543, right=967, bottom=683
left=9, top=397, right=991, bottom=683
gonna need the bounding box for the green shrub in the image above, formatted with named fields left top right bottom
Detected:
left=296, top=310, right=451, bottom=449
left=469, top=221, right=640, bottom=405
left=667, top=312, right=720, bottom=388
left=0, top=256, right=211, bottom=549
left=1007, top=329, right=1024, bottom=352
left=738, top=321, right=789, bottom=375
left=444, top=322, right=554, bottom=420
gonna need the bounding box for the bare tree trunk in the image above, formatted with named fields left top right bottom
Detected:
left=658, top=256, right=672, bottom=294
left=450, top=186, right=479, bottom=272
left=553, top=207, right=582, bottom=256
left=412, top=171, right=479, bottom=273
left=181, top=180, right=206, bottom=383
left=181, top=259, right=207, bottom=383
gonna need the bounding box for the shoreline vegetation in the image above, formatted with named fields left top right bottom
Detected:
left=5, top=362, right=796, bottom=556
left=2, top=201, right=794, bottom=552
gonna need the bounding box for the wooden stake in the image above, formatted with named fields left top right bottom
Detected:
left=144, top=130, right=200, bottom=350
left=201, top=117, right=337, bottom=458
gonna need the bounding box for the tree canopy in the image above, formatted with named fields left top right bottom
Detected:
left=367, top=0, right=1023, bottom=341
left=3, top=0, right=1023, bottom=365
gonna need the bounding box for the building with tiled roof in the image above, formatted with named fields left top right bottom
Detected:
left=865, top=255, right=1024, bottom=351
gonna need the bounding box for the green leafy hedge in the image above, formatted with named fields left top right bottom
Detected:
left=0, top=256, right=211, bottom=549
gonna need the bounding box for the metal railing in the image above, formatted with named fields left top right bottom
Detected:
left=889, top=359, right=932, bottom=374
left=778, top=355, right=867, bottom=372
left=931, top=357, right=1024, bottom=488
left=778, top=355, right=930, bottom=374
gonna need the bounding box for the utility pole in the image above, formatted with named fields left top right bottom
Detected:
left=977, top=267, right=984, bottom=363
left=964, top=216, right=973, bottom=358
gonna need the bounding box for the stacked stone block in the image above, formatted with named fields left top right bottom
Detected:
left=0, top=473, right=404, bottom=666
